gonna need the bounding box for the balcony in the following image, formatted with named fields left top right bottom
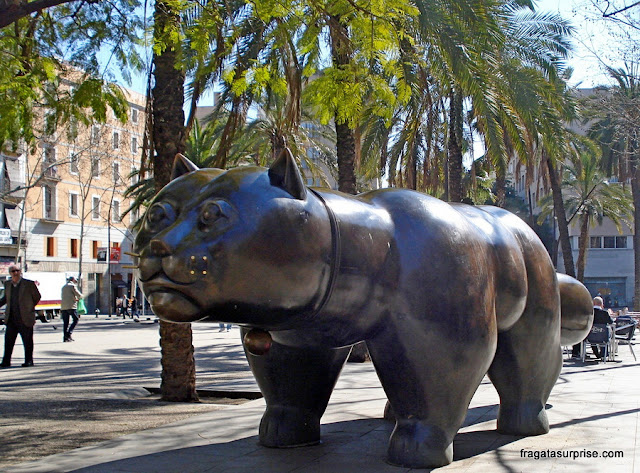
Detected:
left=41, top=162, right=61, bottom=182
left=39, top=205, right=63, bottom=224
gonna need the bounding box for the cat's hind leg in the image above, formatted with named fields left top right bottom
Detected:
left=488, top=294, right=561, bottom=436
left=367, top=322, right=496, bottom=468
left=242, top=327, right=352, bottom=447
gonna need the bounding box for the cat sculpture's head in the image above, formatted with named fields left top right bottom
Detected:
left=133, top=150, right=332, bottom=326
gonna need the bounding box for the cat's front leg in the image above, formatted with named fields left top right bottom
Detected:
left=241, top=327, right=352, bottom=447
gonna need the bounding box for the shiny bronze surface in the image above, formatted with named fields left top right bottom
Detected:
left=134, top=150, right=593, bottom=468
left=243, top=328, right=273, bottom=356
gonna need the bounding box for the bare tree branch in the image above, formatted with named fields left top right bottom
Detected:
left=0, top=0, right=96, bottom=28
left=602, top=1, right=640, bottom=18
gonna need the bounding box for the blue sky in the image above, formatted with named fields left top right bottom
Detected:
left=534, top=0, right=636, bottom=88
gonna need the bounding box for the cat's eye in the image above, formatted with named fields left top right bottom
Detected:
left=200, top=202, right=222, bottom=224
left=199, top=200, right=232, bottom=231
left=145, top=202, right=175, bottom=231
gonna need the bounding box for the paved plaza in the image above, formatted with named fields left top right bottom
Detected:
left=0, top=316, right=638, bottom=472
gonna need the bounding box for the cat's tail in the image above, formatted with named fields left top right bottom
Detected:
left=558, top=273, right=594, bottom=346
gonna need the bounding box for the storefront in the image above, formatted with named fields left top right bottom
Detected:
left=583, top=277, right=628, bottom=309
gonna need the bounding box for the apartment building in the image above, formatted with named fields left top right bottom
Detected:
left=0, top=76, right=146, bottom=314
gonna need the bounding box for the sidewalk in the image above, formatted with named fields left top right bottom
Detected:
left=1, top=317, right=639, bottom=472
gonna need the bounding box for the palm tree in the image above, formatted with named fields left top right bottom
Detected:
left=539, top=140, right=633, bottom=281
left=151, top=0, right=198, bottom=402
left=185, top=119, right=219, bottom=168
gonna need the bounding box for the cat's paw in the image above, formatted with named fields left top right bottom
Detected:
left=497, top=401, right=549, bottom=436
left=387, top=420, right=453, bottom=468
left=259, top=405, right=321, bottom=447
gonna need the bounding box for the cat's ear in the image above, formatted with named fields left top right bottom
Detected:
left=171, top=153, right=199, bottom=181
left=268, top=148, right=307, bottom=200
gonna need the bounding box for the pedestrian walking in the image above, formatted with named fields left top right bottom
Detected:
left=127, top=295, right=137, bottom=318
left=0, top=265, right=42, bottom=367
left=61, top=276, right=83, bottom=342
left=115, top=296, right=123, bottom=317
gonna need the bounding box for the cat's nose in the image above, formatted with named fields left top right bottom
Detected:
left=149, top=239, right=172, bottom=257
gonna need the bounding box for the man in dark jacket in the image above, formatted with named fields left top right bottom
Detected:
left=572, top=296, right=615, bottom=359
left=0, top=265, right=42, bottom=367
left=591, top=296, right=614, bottom=359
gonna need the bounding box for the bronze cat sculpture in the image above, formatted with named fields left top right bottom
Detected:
left=133, top=150, right=593, bottom=468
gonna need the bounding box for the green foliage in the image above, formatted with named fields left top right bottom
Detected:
left=0, top=1, right=144, bottom=151
left=141, top=0, right=580, bottom=207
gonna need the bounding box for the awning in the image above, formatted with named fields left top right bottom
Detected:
left=4, top=158, right=25, bottom=200
left=5, top=208, right=20, bottom=235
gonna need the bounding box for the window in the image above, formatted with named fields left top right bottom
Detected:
left=584, top=277, right=627, bottom=308
left=113, top=162, right=120, bottom=183
left=69, top=153, right=79, bottom=174
left=43, top=145, right=57, bottom=178
left=590, top=236, right=628, bottom=249
left=92, top=240, right=100, bottom=259
left=91, top=158, right=100, bottom=177
left=69, top=192, right=79, bottom=217
left=131, top=167, right=138, bottom=186
left=70, top=239, right=78, bottom=258
left=131, top=136, right=138, bottom=154
left=131, top=108, right=138, bottom=123
left=570, top=236, right=577, bottom=249
left=46, top=237, right=56, bottom=257
left=92, top=196, right=100, bottom=219
left=91, top=126, right=100, bottom=143
left=43, top=186, right=55, bottom=219
left=112, top=131, right=119, bottom=150
left=67, top=117, right=78, bottom=141
left=112, top=199, right=121, bottom=222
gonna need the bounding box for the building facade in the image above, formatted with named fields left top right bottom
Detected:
left=0, top=77, right=146, bottom=314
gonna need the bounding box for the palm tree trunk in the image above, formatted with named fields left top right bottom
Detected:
left=576, top=214, right=590, bottom=282
left=447, top=89, right=463, bottom=202
left=329, top=14, right=357, bottom=195
left=546, top=156, right=576, bottom=278
left=495, top=169, right=507, bottom=208
left=406, top=141, right=417, bottom=190
left=335, top=122, right=357, bottom=194
left=152, top=0, right=198, bottom=402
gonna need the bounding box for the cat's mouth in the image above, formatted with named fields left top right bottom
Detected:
left=143, top=277, right=204, bottom=322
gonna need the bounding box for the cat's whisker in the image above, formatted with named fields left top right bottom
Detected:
left=124, top=251, right=140, bottom=257
left=122, top=265, right=139, bottom=269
